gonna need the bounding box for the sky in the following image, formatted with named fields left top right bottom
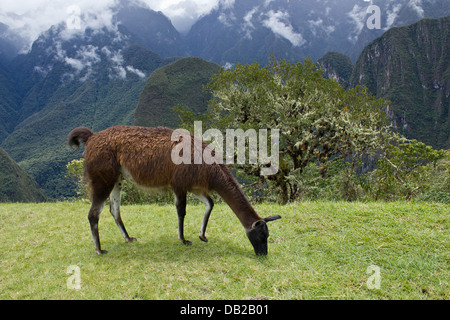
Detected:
left=0, top=0, right=224, bottom=45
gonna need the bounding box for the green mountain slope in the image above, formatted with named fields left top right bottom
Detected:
left=0, top=147, right=46, bottom=202
left=0, top=63, right=21, bottom=142
left=135, top=57, right=221, bottom=128
left=1, top=32, right=176, bottom=199
left=317, top=52, right=354, bottom=89
left=351, top=16, right=449, bottom=149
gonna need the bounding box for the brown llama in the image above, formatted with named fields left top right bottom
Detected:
left=68, top=126, right=281, bottom=255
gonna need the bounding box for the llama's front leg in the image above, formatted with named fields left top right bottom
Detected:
left=110, top=182, right=137, bottom=243
left=196, top=195, right=214, bottom=242
left=175, top=192, right=191, bottom=245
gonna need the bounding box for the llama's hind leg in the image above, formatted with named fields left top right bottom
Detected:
left=175, top=192, right=191, bottom=245
left=110, top=181, right=136, bottom=243
left=88, top=196, right=108, bottom=255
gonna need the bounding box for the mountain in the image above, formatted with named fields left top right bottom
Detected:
left=349, top=0, right=450, bottom=62
left=186, top=0, right=450, bottom=65
left=317, top=52, right=354, bottom=89
left=0, top=147, right=46, bottom=202
left=135, top=57, right=221, bottom=128
left=186, top=0, right=307, bottom=65
left=0, top=22, right=26, bottom=63
left=115, top=2, right=187, bottom=58
left=1, top=22, right=177, bottom=199
left=2, top=0, right=449, bottom=67
left=0, top=62, right=21, bottom=142
left=351, top=16, right=449, bottom=149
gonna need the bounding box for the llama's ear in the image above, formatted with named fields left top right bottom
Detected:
left=263, top=215, right=281, bottom=222
left=251, top=220, right=266, bottom=229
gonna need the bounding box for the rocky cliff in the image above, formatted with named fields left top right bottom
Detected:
left=351, top=16, right=449, bottom=149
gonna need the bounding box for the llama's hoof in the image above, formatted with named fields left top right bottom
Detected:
left=199, top=235, right=208, bottom=242
left=126, top=237, right=137, bottom=243
left=182, top=240, right=192, bottom=246
left=96, top=249, right=108, bottom=255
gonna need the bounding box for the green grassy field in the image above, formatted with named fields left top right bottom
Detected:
left=0, top=201, right=448, bottom=300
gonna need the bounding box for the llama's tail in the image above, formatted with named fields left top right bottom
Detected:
left=68, top=127, right=94, bottom=148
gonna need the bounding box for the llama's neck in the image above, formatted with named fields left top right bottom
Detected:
left=211, top=166, right=262, bottom=229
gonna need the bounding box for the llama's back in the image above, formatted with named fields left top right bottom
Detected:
left=84, top=126, right=226, bottom=194
left=84, top=126, right=177, bottom=188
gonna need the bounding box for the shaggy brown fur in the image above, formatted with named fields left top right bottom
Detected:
left=68, top=126, right=280, bottom=255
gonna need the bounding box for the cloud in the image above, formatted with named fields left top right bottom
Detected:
left=52, top=42, right=102, bottom=81
left=34, top=65, right=52, bottom=76
left=242, top=7, right=258, bottom=39
left=67, top=45, right=101, bottom=70
left=101, top=47, right=145, bottom=79
left=0, top=0, right=224, bottom=47
left=35, top=33, right=135, bottom=82
left=218, top=10, right=236, bottom=27
left=385, top=4, right=402, bottom=30
left=64, top=57, right=85, bottom=72
left=346, top=4, right=367, bottom=43
left=408, top=0, right=425, bottom=18
left=126, top=65, right=146, bottom=78
left=101, top=46, right=128, bottom=80
left=0, top=0, right=119, bottom=50
left=262, top=10, right=306, bottom=47
left=113, top=65, right=127, bottom=79
left=308, top=17, right=335, bottom=37
left=141, top=0, right=224, bottom=33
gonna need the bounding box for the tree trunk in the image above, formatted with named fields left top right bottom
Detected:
left=278, top=181, right=289, bottom=204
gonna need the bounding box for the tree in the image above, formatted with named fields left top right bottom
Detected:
left=372, top=136, right=448, bottom=200
left=66, top=159, right=88, bottom=199
left=177, top=57, right=390, bottom=203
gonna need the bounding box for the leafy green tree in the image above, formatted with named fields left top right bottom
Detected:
left=372, top=136, right=448, bottom=201
left=178, top=57, right=390, bottom=203
left=66, top=159, right=88, bottom=200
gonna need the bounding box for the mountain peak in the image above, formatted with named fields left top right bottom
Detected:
left=25, top=22, right=145, bottom=83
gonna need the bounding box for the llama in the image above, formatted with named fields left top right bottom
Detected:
left=68, top=126, right=281, bottom=255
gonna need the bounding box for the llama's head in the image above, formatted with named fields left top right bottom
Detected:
left=246, top=215, right=281, bottom=255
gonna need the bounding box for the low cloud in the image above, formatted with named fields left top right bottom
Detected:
left=140, top=0, right=227, bottom=33
left=101, top=46, right=128, bottom=80
left=0, top=0, right=227, bottom=47
left=54, top=42, right=102, bottom=81
left=385, top=4, right=402, bottom=30
left=242, top=7, right=258, bottom=39
left=262, top=10, right=306, bottom=47
left=346, top=4, right=367, bottom=43
left=32, top=32, right=143, bottom=82
left=308, top=17, right=335, bottom=37
left=408, top=0, right=425, bottom=18
left=126, top=65, right=146, bottom=78
left=0, top=0, right=119, bottom=50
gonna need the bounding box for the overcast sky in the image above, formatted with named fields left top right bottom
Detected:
left=0, top=0, right=224, bottom=45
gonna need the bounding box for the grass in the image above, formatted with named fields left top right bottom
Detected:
left=0, top=201, right=448, bottom=300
